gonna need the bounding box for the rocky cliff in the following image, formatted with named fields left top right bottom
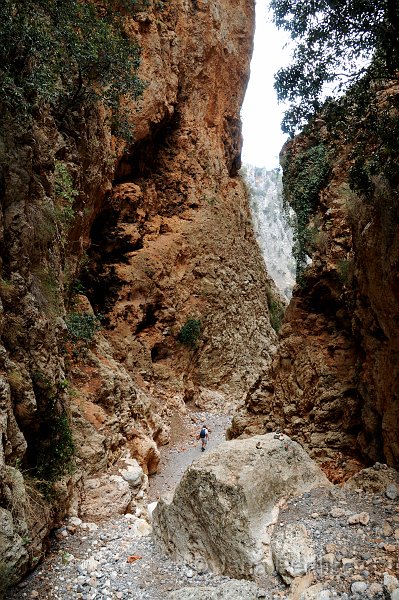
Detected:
left=0, top=0, right=279, bottom=586
left=243, top=164, right=295, bottom=299
left=230, top=81, right=399, bottom=476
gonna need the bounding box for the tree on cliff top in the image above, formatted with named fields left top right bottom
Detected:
left=0, top=0, right=145, bottom=138
left=271, top=0, right=399, bottom=134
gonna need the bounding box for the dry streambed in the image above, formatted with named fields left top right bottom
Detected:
left=9, top=415, right=399, bottom=600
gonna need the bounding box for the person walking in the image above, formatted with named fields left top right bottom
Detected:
left=199, top=424, right=209, bottom=451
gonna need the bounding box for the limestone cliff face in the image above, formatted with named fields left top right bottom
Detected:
left=230, top=82, right=399, bottom=475
left=0, top=0, right=276, bottom=584
left=243, top=164, right=295, bottom=299
left=83, top=0, right=276, bottom=411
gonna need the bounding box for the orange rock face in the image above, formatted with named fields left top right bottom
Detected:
left=0, top=0, right=278, bottom=582
left=83, top=0, right=277, bottom=411
left=230, top=83, right=399, bottom=472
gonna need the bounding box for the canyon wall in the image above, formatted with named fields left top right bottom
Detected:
left=230, top=83, right=399, bottom=476
left=243, top=164, right=295, bottom=299
left=0, top=0, right=278, bottom=586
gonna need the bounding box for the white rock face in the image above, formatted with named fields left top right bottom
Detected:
left=271, top=523, right=316, bottom=584
left=0, top=507, right=29, bottom=586
left=299, top=584, right=331, bottom=600
left=243, top=164, right=295, bottom=299
left=153, top=433, right=330, bottom=579
left=119, top=459, right=144, bottom=489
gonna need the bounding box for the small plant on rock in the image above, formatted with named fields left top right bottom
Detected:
left=178, top=318, right=202, bottom=348
left=66, top=312, right=101, bottom=343
left=266, top=286, right=285, bottom=333
left=283, top=143, right=330, bottom=279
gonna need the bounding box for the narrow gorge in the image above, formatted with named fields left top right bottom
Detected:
left=1, top=0, right=398, bottom=598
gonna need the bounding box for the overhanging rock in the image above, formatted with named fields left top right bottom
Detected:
left=153, top=433, right=330, bottom=579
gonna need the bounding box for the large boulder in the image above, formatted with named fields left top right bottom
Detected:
left=167, top=580, right=260, bottom=600
left=79, top=475, right=132, bottom=520
left=153, top=433, right=330, bottom=579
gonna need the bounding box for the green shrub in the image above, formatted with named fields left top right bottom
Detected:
left=0, top=0, right=144, bottom=138
left=337, top=258, right=352, bottom=285
left=283, top=144, right=330, bottom=278
left=54, top=161, right=78, bottom=225
left=266, top=287, right=285, bottom=333
left=36, top=412, right=75, bottom=482
left=66, top=312, right=101, bottom=343
left=178, top=318, right=201, bottom=348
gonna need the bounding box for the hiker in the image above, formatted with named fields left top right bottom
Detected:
left=199, top=424, right=209, bottom=451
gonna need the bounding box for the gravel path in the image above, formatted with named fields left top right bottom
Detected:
left=10, top=410, right=239, bottom=600
left=9, top=413, right=399, bottom=600
left=148, top=410, right=232, bottom=502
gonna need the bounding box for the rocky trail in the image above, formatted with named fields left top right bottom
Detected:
left=148, top=410, right=232, bottom=503
left=9, top=411, right=236, bottom=600
left=9, top=417, right=399, bottom=600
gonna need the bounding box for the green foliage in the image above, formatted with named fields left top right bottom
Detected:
left=266, top=287, right=285, bottom=333
left=337, top=258, right=352, bottom=285
left=36, top=412, right=75, bottom=482
left=283, top=144, right=330, bottom=278
left=33, top=266, right=62, bottom=315
left=320, top=78, right=399, bottom=235
left=55, top=161, right=78, bottom=204
left=29, top=372, right=75, bottom=485
left=54, top=161, right=78, bottom=229
left=178, top=318, right=202, bottom=348
left=66, top=312, right=101, bottom=343
left=270, top=0, right=399, bottom=134
left=0, top=0, right=144, bottom=137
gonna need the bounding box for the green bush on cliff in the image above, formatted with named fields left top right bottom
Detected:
left=54, top=161, right=78, bottom=233
left=0, top=0, right=144, bottom=137
left=66, top=312, right=101, bottom=343
left=29, top=372, right=76, bottom=485
left=283, top=144, right=330, bottom=278
left=266, top=286, right=285, bottom=333
left=178, top=318, right=202, bottom=348
left=36, top=412, right=75, bottom=482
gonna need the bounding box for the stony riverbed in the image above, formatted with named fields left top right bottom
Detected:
left=8, top=410, right=399, bottom=600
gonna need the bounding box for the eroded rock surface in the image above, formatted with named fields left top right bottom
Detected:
left=167, top=580, right=261, bottom=600
left=0, top=0, right=279, bottom=586
left=152, top=433, right=329, bottom=579
left=230, top=81, right=399, bottom=473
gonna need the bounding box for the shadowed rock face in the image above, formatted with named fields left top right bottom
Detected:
left=229, top=81, right=399, bottom=473
left=152, top=433, right=330, bottom=579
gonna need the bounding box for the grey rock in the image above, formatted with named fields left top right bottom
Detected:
left=386, top=484, right=398, bottom=500
left=119, top=460, right=144, bottom=488
left=384, top=573, right=399, bottom=593
left=299, top=584, right=331, bottom=599
left=80, top=475, right=132, bottom=520
left=351, top=581, right=368, bottom=594
left=272, top=523, right=315, bottom=584
left=167, top=580, right=260, bottom=599
left=153, top=434, right=329, bottom=580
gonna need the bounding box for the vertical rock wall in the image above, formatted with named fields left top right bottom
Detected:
left=230, top=83, right=399, bottom=474
left=83, top=0, right=277, bottom=410
left=0, top=0, right=277, bottom=584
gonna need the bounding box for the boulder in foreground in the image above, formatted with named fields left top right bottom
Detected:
left=167, top=580, right=260, bottom=600
left=153, top=433, right=330, bottom=579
